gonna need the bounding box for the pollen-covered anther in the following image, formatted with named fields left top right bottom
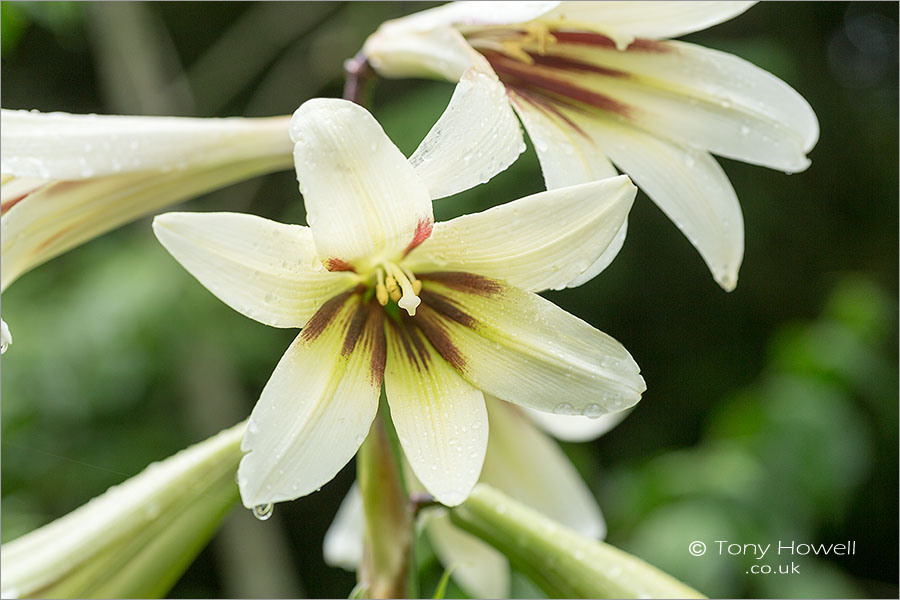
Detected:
left=375, top=269, right=390, bottom=306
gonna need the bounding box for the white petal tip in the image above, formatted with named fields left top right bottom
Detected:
left=716, top=272, right=738, bottom=292
left=1, top=319, right=11, bottom=354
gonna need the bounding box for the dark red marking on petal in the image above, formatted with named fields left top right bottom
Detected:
left=341, top=300, right=369, bottom=357
left=403, top=218, right=434, bottom=257
left=301, top=287, right=361, bottom=342
left=508, top=87, right=590, bottom=139
left=550, top=31, right=672, bottom=53
left=324, top=258, right=356, bottom=272
left=419, top=290, right=477, bottom=329
left=526, top=53, right=628, bottom=78
left=414, top=304, right=467, bottom=373
left=484, top=51, right=632, bottom=118
left=365, top=303, right=387, bottom=384
left=386, top=317, right=431, bottom=372
left=1, top=192, right=29, bottom=215
left=417, top=272, right=504, bottom=297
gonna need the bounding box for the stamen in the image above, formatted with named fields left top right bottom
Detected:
left=386, top=263, right=421, bottom=317
left=385, top=275, right=402, bottom=302
left=375, top=269, right=389, bottom=306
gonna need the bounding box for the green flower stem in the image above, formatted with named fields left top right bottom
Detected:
left=449, top=484, right=706, bottom=599
left=357, top=403, right=413, bottom=599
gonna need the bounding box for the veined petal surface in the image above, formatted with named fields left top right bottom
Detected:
left=482, top=398, right=606, bottom=538
left=407, top=176, right=635, bottom=292
left=529, top=38, right=817, bottom=171
left=410, top=64, right=525, bottom=200
left=384, top=318, right=487, bottom=507
left=414, top=273, right=645, bottom=416
left=0, top=110, right=291, bottom=180
left=238, top=293, right=385, bottom=507
left=153, top=212, right=357, bottom=328
left=1, top=154, right=291, bottom=292
left=290, top=99, right=433, bottom=270
left=571, top=113, right=744, bottom=290
left=538, top=2, right=755, bottom=49
left=364, top=24, right=480, bottom=81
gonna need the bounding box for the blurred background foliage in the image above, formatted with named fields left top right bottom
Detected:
left=1, top=2, right=897, bottom=598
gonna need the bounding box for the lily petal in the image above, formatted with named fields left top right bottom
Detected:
left=238, top=293, right=385, bottom=507
left=153, top=212, right=357, bottom=328
left=364, top=24, right=481, bottom=81
left=407, top=176, right=635, bottom=292
left=290, top=99, right=433, bottom=270
left=410, top=65, right=525, bottom=200
left=415, top=273, right=645, bottom=416
left=543, top=39, right=818, bottom=170
left=425, top=510, right=511, bottom=598
left=384, top=318, right=487, bottom=507
left=0, top=110, right=291, bottom=180
left=523, top=406, right=631, bottom=443
left=572, top=114, right=744, bottom=290
left=539, top=2, right=756, bottom=49
left=482, top=398, right=606, bottom=538
left=509, top=90, right=618, bottom=190
left=322, top=483, right=364, bottom=571
left=1, top=154, right=291, bottom=292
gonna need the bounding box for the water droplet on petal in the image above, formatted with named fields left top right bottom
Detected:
left=583, top=403, right=604, bottom=419
left=553, top=402, right=574, bottom=415
left=252, top=503, right=274, bottom=521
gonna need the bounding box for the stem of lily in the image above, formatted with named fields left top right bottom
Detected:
left=343, top=50, right=376, bottom=107
left=357, top=400, right=413, bottom=599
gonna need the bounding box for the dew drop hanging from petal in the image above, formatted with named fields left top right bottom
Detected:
left=252, top=503, right=274, bottom=521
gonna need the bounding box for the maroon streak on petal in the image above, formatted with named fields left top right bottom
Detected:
left=341, top=300, right=370, bottom=357
left=365, top=303, right=387, bottom=384
left=413, top=304, right=467, bottom=373
left=403, top=218, right=434, bottom=257
left=387, top=317, right=431, bottom=372
left=508, top=87, right=590, bottom=139
left=324, top=258, right=356, bottom=272
left=1, top=192, right=32, bottom=215
left=527, top=53, right=628, bottom=78
left=484, top=52, right=632, bottom=118
left=418, top=271, right=504, bottom=297
left=419, top=290, right=477, bottom=328
left=550, top=31, right=671, bottom=53
left=301, top=287, right=360, bottom=342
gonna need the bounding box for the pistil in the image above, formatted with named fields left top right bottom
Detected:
left=373, top=262, right=422, bottom=316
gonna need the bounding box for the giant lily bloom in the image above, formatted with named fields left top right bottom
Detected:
left=324, top=398, right=610, bottom=598
left=0, top=110, right=294, bottom=293
left=153, top=80, right=645, bottom=509
left=361, top=1, right=820, bottom=290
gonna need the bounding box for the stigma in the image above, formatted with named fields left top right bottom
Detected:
left=375, top=262, right=422, bottom=316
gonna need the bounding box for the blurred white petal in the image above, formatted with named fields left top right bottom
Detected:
left=322, top=483, right=364, bottom=571
left=524, top=405, right=631, bottom=442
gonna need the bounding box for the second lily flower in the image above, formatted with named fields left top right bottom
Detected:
left=154, top=69, right=645, bottom=509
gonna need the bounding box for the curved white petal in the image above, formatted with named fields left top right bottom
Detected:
left=384, top=319, right=487, bottom=507
left=425, top=511, right=510, bottom=598
left=573, top=114, right=744, bottom=290
left=407, top=176, right=635, bottom=292
left=322, top=483, right=364, bottom=571
left=524, top=406, right=631, bottom=442
left=153, top=212, right=357, bottom=329
left=415, top=274, right=645, bottom=416
left=567, top=219, right=627, bottom=287
left=364, top=24, right=480, bottom=81
left=0, top=110, right=292, bottom=180
left=410, top=65, right=525, bottom=200
left=540, top=2, right=756, bottom=49
left=238, top=294, right=384, bottom=507
left=482, top=398, right=606, bottom=538
left=1, top=155, right=291, bottom=292
left=545, top=39, right=818, bottom=170
left=510, top=91, right=618, bottom=190
left=290, top=99, right=433, bottom=270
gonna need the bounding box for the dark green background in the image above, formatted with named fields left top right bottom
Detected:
left=2, top=2, right=897, bottom=598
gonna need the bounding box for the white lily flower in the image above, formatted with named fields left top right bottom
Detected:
left=0, top=110, right=294, bottom=292
left=153, top=70, right=644, bottom=510
left=324, top=397, right=610, bottom=598
left=1, top=422, right=245, bottom=599
left=362, top=1, right=820, bottom=290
